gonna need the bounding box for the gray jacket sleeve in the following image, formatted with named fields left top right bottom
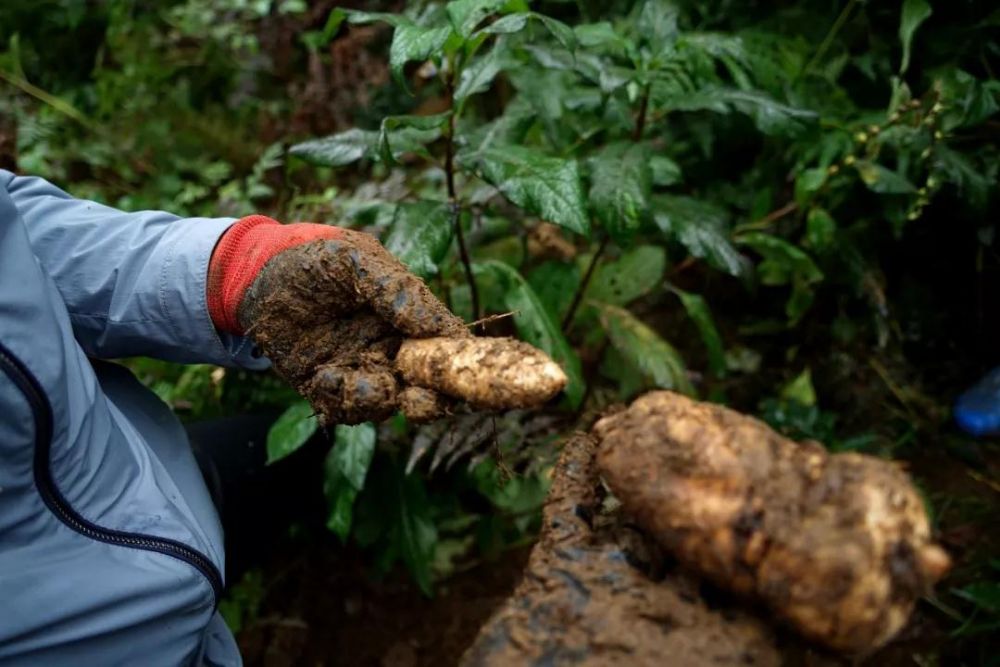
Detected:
left=1, top=170, right=267, bottom=368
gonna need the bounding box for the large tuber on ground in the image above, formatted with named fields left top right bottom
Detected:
left=463, top=432, right=782, bottom=666
left=594, top=391, right=951, bottom=654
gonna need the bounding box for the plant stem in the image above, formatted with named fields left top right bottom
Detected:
left=561, top=234, right=610, bottom=331
left=443, top=62, right=480, bottom=324
left=798, top=0, right=858, bottom=82
left=632, top=84, right=651, bottom=142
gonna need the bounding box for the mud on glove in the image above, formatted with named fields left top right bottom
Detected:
left=208, top=215, right=468, bottom=424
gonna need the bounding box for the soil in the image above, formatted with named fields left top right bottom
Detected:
left=237, top=542, right=529, bottom=667
left=593, top=391, right=950, bottom=653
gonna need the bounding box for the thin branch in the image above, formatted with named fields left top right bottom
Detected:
left=443, top=60, right=480, bottom=326
left=797, top=0, right=858, bottom=83
left=562, top=234, right=610, bottom=332
left=632, top=84, right=651, bottom=142
left=468, top=310, right=518, bottom=328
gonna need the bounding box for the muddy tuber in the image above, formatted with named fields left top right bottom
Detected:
left=593, top=391, right=951, bottom=654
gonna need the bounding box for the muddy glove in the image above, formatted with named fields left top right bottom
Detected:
left=208, top=215, right=469, bottom=425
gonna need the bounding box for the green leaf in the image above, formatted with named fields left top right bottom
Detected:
left=266, top=401, right=318, bottom=464
left=390, top=24, right=454, bottom=87
left=447, top=0, right=508, bottom=37
left=653, top=195, right=751, bottom=278
left=899, top=0, right=932, bottom=74
left=669, top=286, right=727, bottom=378
left=342, top=9, right=409, bottom=27
left=455, top=44, right=504, bottom=102
left=737, top=232, right=823, bottom=285
left=806, top=207, right=837, bottom=251
left=324, top=423, right=377, bottom=540
left=536, top=14, right=576, bottom=51
left=383, top=200, right=453, bottom=279
left=574, top=22, right=630, bottom=55
left=737, top=232, right=823, bottom=323
left=596, top=303, right=693, bottom=395
left=781, top=368, right=817, bottom=406
left=477, top=260, right=585, bottom=408
left=956, top=582, right=1000, bottom=612
left=587, top=245, right=666, bottom=308
left=650, top=155, right=682, bottom=186
left=527, top=260, right=581, bottom=323
left=475, top=12, right=528, bottom=35
left=855, top=161, right=917, bottom=194
left=637, top=0, right=679, bottom=48
left=588, top=141, right=652, bottom=244
left=377, top=112, right=450, bottom=165
left=288, top=128, right=376, bottom=167
left=464, top=145, right=589, bottom=236
left=795, top=167, right=827, bottom=206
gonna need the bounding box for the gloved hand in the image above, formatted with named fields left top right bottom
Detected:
left=208, top=215, right=469, bottom=424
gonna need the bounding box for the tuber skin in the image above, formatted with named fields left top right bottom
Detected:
left=395, top=337, right=568, bottom=412
left=462, top=432, right=782, bottom=667
left=593, top=391, right=951, bottom=654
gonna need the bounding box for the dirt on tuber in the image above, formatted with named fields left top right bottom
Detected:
left=593, top=391, right=951, bottom=654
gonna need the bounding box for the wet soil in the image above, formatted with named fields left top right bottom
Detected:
left=237, top=541, right=529, bottom=667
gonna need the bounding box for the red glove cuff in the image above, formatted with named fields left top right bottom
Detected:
left=207, top=215, right=344, bottom=334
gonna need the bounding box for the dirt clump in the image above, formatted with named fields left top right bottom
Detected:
left=241, top=234, right=566, bottom=424
left=462, top=432, right=782, bottom=667
left=594, top=391, right=951, bottom=654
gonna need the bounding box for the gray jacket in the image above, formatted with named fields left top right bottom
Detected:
left=0, top=170, right=267, bottom=665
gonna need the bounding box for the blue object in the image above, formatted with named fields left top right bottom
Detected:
left=0, top=170, right=267, bottom=665
left=954, top=366, right=1000, bottom=437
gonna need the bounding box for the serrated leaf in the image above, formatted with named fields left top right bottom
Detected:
left=463, top=145, right=589, bottom=235
left=650, top=155, right=682, bottom=186
left=855, top=161, right=917, bottom=194
left=377, top=112, right=449, bottom=164
left=637, top=0, right=679, bottom=48
left=383, top=200, right=453, bottom=278
left=899, top=0, right=932, bottom=74
left=596, top=303, right=693, bottom=395
left=477, top=260, right=585, bottom=408
left=390, top=24, right=454, bottom=87
left=455, top=44, right=504, bottom=102
left=653, top=195, right=751, bottom=278
left=447, top=0, right=508, bottom=37
left=587, top=245, right=666, bottom=307
left=588, top=141, right=652, bottom=244
left=324, top=423, right=376, bottom=540
left=476, top=12, right=529, bottom=35
left=288, top=128, right=377, bottom=167
left=669, top=286, right=727, bottom=377
left=536, top=14, right=576, bottom=51
left=266, top=401, right=318, bottom=464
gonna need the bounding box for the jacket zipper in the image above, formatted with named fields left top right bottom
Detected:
left=0, top=342, right=223, bottom=603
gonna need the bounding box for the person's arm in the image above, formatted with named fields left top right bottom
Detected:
left=1, top=169, right=265, bottom=367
